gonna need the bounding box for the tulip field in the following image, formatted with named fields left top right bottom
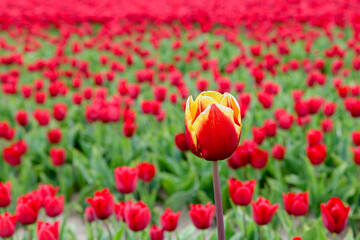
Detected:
left=2, top=0, right=360, bottom=239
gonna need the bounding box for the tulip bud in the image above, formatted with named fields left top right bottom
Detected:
left=124, top=201, right=151, bottom=231
left=251, top=197, right=279, bottom=225
left=189, top=202, right=215, bottom=230
left=0, top=213, right=17, bottom=238
left=37, top=221, right=59, bottom=240
left=283, top=192, right=309, bottom=216
left=86, top=188, right=114, bottom=220
left=228, top=178, right=256, bottom=206
left=114, top=166, right=138, bottom=194
left=161, top=208, right=181, bottom=232
left=185, top=91, right=242, bottom=161
left=321, top=197, right=350, bottom=234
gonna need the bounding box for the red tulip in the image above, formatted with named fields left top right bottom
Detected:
left=16, top=192, right=41, bottom=225
left=115, top=201, right=126, bottom=222
left=321, top=197, right=350, bottom=234
left=185, top=91, right=242, bottom=161
left=263, top=119, right=277, bottom=137
left=123, top=120, right=136, bottom=138
left=38, top=184, right=59, bottom=205
left=47, top=128, right=62, bottom=144
left=86, top=188, right=114, bottom=220
left=228, top=178, right=256, bottom=206
left=124, top=201, right=151, bottom=232
left=44, top=195, right=64, bottom=217
left=227, top=140, right=257, bottom=169
left=15, top=110, right=29, bottom=126
left=272, top=144, right=286, bottom=160
left=283, top=192, right=309, bottom=216
left=251, top=148, right=268, bottom=169
left=306, top=144, right=327, bottom=165
left=174, top=133, right=189, bottom=151
left=84, top=206, right=96, bottom=222
left=161, top=208, right=181, bottom=232
left=33, top=109, right=50, bottom=126
left=37, top=221, right=59, bottom=240
left=114, top=166, right=138, bottom=194
left=251, top=197, right=279, bottom=225
left=257, top=91, right=273, bottom=109
left=252, top=127, right=265, bottom=145
left=352, top=131, right=360, bottom=146
left=53, top=103, right=67, bottom=121
left=50, top=147, right=66, bottom=166
left=321, top=118, right=333, bottom=133
left=150, top=225, right=164, bottom=240
left=306, top=129, right=323, bottom=147
left=0, top=213, right=17, bottom=238
left=137, top=162, right=156, bottom=182
left=189, top=202, right=215, bottom=229
left=153, top=86, right=167, bottom=102
left=353, top=147, right=360, bottom=165
left=0, top=182, right=11, bottom=208
left=323, top=102, right=337, bottom=116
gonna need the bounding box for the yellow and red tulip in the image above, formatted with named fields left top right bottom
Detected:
left=185, top=91, right=242, bottom=161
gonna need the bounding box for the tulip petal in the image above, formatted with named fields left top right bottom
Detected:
left=192, top=103, right=240, bottom=160
left=219, top=93, right=241, bottom=126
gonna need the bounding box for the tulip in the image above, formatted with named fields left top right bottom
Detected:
left=321, top=118, right=333, bottom=133
left=124, top=201, right=151, bottom=232
left=185, top=91, right=241, bottom=161
left=307, top=144, right=327, bottom=165
left=16, top=192, right=41, bottom=225
left=353, top=146, right=360, bottom=165
left=272, top=144, right=286, bottom=160
left=86, top=188, right=114, bottom=220
left=84, top=206, right=96, bottom=222
left=174, top=133, right=189, bottom=151
left=37, top=221, right=59, bottom=240
left=252, top=197, right=279, bottom=225
left=47, top=128, right=62, bottom=144
left=306, top=129, right=323, bottom=147
left=0, top=182, right=11, bottom=208
left=137, top=162, right=156, bottom=182
left=15, top=110, right=29, bottom=126
left=228, top=178, right=256, bottom=206
left=115, top=201, right=126, bottom=222
left=252, top=126, right=266, bottom=145
left=161, top=208, right=181, bottom=232
left=320, top=197, right=350, bottom=234
left=263, top=119, right=277, bottom=137
left=50, top=147, right=66, bottom=166
left=0, top=213, right=17, bottom=238
left=38, top=184, right=59, bottom=205
left=227, top=140, right=257, bottom=169
left=123, top=120, right=136, bottom=137
left=150, top=225, right=164, bottom=240
left=189, top=202, right=215, bottom=229
left=44, top=195, right=64, bottom=217
left=250, top=148, right=268, bottom=169
left=352, top=131, right=360, bottom=146
left=114, top=166, right=138, bottom=194
left=283, top=192, right=309, bottom=216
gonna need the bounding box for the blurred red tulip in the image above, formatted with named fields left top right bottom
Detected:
left=251, top=197, right=279, bottom=225
left=189, top=202, right=215, bottom=230
left=321, top=197, right=349, bottom=234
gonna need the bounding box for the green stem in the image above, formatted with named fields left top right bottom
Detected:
left=212, top=161, right=225, bottom=240
left=242, top=206, right=247, bottom=240
left=104, top=220, right=113, bottom=240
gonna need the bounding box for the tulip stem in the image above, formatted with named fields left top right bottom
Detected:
left=212, top=161, right=225, bottom=240
left=241, top=206, right=247, bottom=240
left=27, top=226, right=32, bottom=240
left=104, top=220, right=113, bottom=240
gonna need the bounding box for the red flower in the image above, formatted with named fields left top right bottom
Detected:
left=263, top=119, right=277, bottom=137
left=189, top=202, right=215, bottom=230
left=251, top=148, right=268, bottom=169
left=86, top=188, right=114, bottom=220
left=323, top=102, right=337, bottom=116
left=37, top=221, right=59, bottom=240
left=174, top=133, right=189, bottom=151
left=47, top=128, right=62, bottom=144
left=84, top=206, right=96, bottom=222
left=283, top=192, right=309, bottom=216
left=38, top=184, right=59, bottom=205
left=115, top=201, right=126, bottom=222
left=33, top=109, right=50, bottom=126
left=137, top=162, right=156, bottom=183
left=16, top=192, right=41, bottom=225
left=161, top=208, right=181, bottom=232
left=124, top=201, right=151, bottom=232
left=0, top=213, right=17, bottom=238
left=352, top=131, right=360, bottom=146
left=252, top=127, right=265, bottom=145
left=251, top=197, right=279, bottom=225
left=227, top=140, right=257, bottom=169
left=257, top=91, right=273, bottom=109
left=272, top=144, right=286, bottom=160
left=0, top=182, right=11, bottom=208
left=321, top=197, right=350, bottom=234
left=306, top=144, right=327, bottom=165
left=50, top=148, right=66, bottom=166
left=150, top=225, right=164, bottom=240
left=228, top=178, right=256, bottom=206
left=114, top=166, right=138, bottom=194
left=306, top=129, right=323, bottom=147
left=321, top=118, right=333, bottom=133
left=123, top=121, right=136, bottom=138
left=44, top=195, right=64, bottom=217
left=353, top=147, right=360, bottom=165
left=15, top=110, right=29, bottom=127
left=153, top=86, right=167, bottom=102
left=53, top=103, right=67, bottom=121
